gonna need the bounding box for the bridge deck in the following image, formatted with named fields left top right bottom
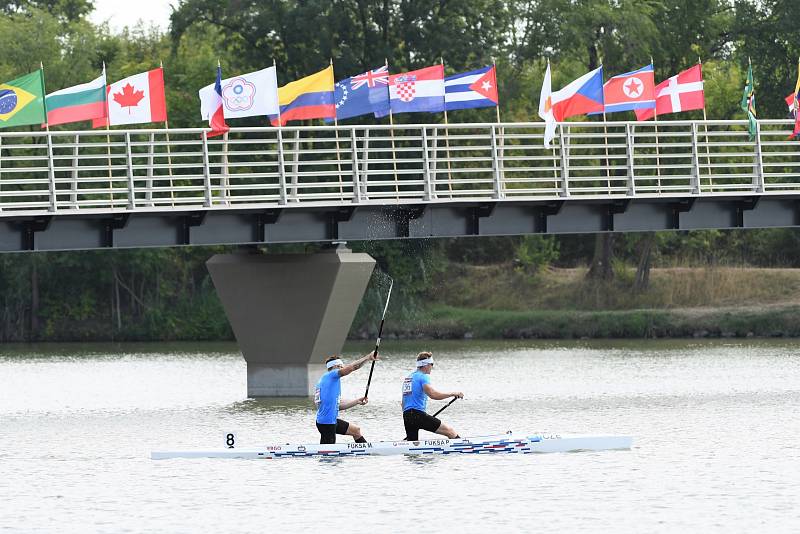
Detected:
left=0, top=120, right=799, bottom=251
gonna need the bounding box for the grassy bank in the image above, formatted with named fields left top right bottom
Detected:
left=369, top=265, right=800, bottom=340
left=383, top=305, right=800, bottom=339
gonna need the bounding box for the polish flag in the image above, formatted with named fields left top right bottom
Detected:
left=635, top=64, right=705, bottom=121
left=198, top=65, right=229, bottom=138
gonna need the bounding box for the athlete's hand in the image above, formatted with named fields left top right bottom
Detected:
left=367, top=352, right=380, bottom=361
left=452, top=392, right=464, bottom=399
left=357, top=396, right=369, bottom=405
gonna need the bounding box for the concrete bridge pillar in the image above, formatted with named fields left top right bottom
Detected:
left=206, top=245, right=375, bottom=397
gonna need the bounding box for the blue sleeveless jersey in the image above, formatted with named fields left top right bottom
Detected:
left=402, top=370, right=430, bottom=412
left=315, top=369, right=341, bottom=424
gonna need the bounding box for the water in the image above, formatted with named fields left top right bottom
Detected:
left=2, top=339, right=799, bottom=532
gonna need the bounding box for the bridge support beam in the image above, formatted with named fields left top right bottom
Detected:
left=207, top=245, right=375, bottom=397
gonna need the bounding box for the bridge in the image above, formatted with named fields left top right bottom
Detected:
left=3, top=119, right=799, bottom=396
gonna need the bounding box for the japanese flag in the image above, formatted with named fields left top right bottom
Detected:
left=94, top=68, right=167, bottom=127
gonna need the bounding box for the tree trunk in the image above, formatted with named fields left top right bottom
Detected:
left=30, top=255, right=39, bottom=340
left=634, top=233, right=656, bottom=291
left=586, top=233, right=615, bottom=281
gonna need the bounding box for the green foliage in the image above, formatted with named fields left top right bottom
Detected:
left=514, top=235, right=560, bottom=275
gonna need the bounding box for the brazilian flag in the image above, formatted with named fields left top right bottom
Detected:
left=0, top=69, right=46, bottom=129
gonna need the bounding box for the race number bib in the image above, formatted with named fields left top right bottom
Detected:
left=402, top=377, right=412, bottom=396
left=314, top=387, right=321, bottom=405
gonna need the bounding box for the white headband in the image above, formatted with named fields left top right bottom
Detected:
left=326, top=359, right=344, bottom=369
left=416, top=357, right=434, bottom=367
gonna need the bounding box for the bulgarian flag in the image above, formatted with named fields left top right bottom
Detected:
left=45, top=70, right=107, bottom=127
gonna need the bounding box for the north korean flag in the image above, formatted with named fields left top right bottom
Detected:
left=603, top=64, right=655, bottom=114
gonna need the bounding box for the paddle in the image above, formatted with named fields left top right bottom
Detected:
left=433, top=397, right=458, bottom=417
left=363, top=274, right=393, bottom=399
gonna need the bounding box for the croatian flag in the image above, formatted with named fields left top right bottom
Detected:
left=603, top=64, right=655, bottom=113
left=389, top=65, right=445, bottom=115
left=635, top=64, right=704, bottom=121
left=444, top=65, right=499, bottom=111
left=198, top=65, right=229, bottom=137
left=332, top=65, right=390, bottom=121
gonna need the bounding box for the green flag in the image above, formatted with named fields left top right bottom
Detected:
left=740, top=63, right=757, bottom=141
left=0, top=69, right=47, bottom=129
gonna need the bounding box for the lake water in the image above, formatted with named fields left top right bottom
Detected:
left=1, top=339, right=799, bottom=532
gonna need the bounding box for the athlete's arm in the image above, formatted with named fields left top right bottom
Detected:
left=338, top=352, right=378, bottom=377
left=423, top=383, right=464, bottom=401
left=340, top=397, right=368, bottom=410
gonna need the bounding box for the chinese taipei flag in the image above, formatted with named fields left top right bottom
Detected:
left=603, top=64, right=655, bottom=113
left=635, top=64, right=705, bottom=121
left=389, top=64, right=445, bottom=114
left=93, top=68, right=167, bottom=127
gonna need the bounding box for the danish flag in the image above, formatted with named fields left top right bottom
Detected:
left=635, top=64, right=705, bottom=121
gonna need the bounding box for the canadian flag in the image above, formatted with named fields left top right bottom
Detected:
left=93, top=68, right=167, bottom=127
left=635, top=64, right=704, bottom=121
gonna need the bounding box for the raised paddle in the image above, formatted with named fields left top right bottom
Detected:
left=363, top=275, right=393, bottom=399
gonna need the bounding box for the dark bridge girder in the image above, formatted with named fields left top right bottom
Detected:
left=1, top=196, right=798, bottom=253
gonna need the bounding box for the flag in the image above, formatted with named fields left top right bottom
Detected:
left=0, top=69, right=46, bottom=129
left=331, top=65, right=390, bottom=121
left=444, top=65, right=499, bottom=111
left=198, top=65, right=229, bottom=137
left=538, top=62, right=557, bottom=147
left=45, top=71, right=106, bottom=126
left=791, top=58, right=800, bottom=139
left=389, top=65, right=445, bottom=115
left=785, top=93, right=796, bottom=116
left=635, top=64, right=704, bottom=121
left=92, top=67, right=167, bottom=127
left=219, top=67, right=279, bottom=119
left=268, top=65, right=335, bottom=126
left=548, top=65, right=604, bottom=122
left=740, top=63, right=757, bottom=141
left=602, top=64, right=655, bottom=113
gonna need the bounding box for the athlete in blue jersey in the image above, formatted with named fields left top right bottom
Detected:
left=401, top=352, right=464, bottom=441
left=314, top=352, right=377, bottom=444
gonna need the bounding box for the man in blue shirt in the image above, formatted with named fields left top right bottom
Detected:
left=315, top=352, right=377, bottom=444
left=401, top=352, right=464, bottom=441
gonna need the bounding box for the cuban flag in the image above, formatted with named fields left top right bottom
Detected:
left=602, top=64, right=656, bottom=113
left=444, top=65, right=499, bottom=111
left=198, top=65, right=229, bottom=137
left=332, top=65, right=391, bottom=121
left=389, top=65, right=445, bottom=115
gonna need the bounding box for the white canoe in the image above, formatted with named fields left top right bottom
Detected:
left=151, top=433, right=633, bottom=460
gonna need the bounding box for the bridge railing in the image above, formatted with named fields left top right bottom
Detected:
left=0, top=120, right=798, bottom=216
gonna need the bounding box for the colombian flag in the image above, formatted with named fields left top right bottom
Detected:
left=0, top=69, right=46, bottom=129
left=270, top=66, right=335, bottom=126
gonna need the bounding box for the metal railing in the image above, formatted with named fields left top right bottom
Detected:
left=0, top=120, right=799, bottom=217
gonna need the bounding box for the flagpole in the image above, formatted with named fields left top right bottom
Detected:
left=699, top=57, right=712, bottom=187
left=102, top=62, right=114, bottom=208
left=441, top=56, right=453, bottom=196
left=215, top=59, right=230, bottom=205
left=330, top=58, right=343, bottom=197
left=492, top=56, right=505, bottom=196
left=651, top=57, right=661, bottom=189
left=386, top=57, right=399, bottom=200
left=273, top=57, right=288, bottom=203
left=159, top=60, right=175, bottom=206
left=545, top=59, right=559, bottom=184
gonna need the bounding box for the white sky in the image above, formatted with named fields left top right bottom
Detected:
left=89, top=0, right=176, bottom=32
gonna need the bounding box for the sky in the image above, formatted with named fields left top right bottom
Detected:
left=89, top=0, right=175, bottom=32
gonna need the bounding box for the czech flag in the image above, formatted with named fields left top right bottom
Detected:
left=269, top=65, right=335, bottom=126
left=549, top=66, right=604, bottom=121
